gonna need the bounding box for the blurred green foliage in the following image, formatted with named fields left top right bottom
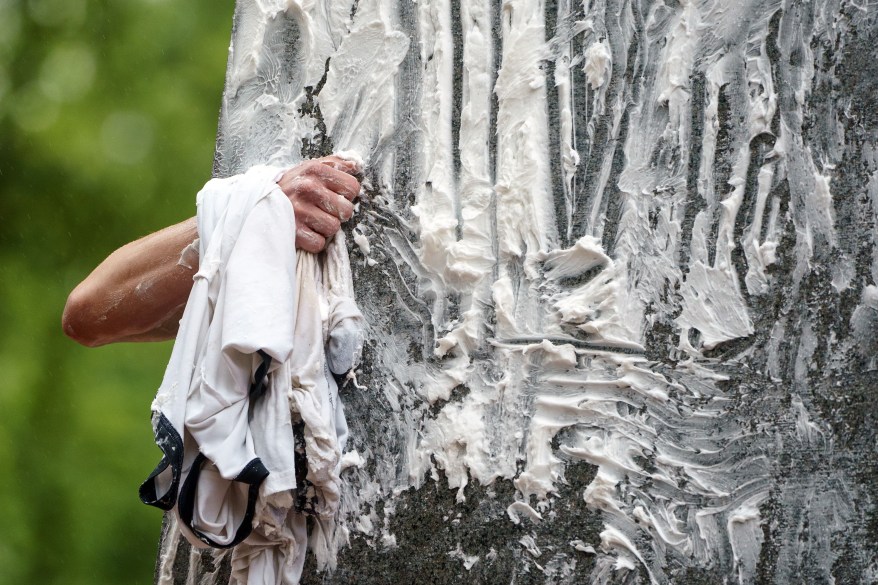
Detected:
left=0, top=0, right=235, bottom=582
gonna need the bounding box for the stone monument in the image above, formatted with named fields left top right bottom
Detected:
left=154, top=0, right=878, bottom=583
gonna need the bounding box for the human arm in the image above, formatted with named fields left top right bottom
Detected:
left=62, top=155, right=361, bottom=347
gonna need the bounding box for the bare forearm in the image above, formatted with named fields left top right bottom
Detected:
left=63, top=156, right=362, bottom=348
left=62, top=218, right=198, bottom=346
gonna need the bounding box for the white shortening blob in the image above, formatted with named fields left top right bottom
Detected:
left=427, top=0, right=496, bottom=381
left=220, top=0, right=330, bottom=170
left=413, top=0, right=560, bottom=505
left=219, top=0, right=411, bottom=174
left=493, top=0, right=556, bottom=263
left=418, top=381, right=491, bottom=501
left=546, top=237, right=643, bottom=349
left=447, top=543, right=480, bottom=570
left=552, top=0, right=582, bottom=241
left=445, top=0, right=495, bottom=290
left=742, top=163, right=780, bottom=295
left=677, top=141, right=755, bottom=349
left=676, top=261, right=755, bottom=350
left=318, top=2, right=409, bottom=161
left=656, top=0, right=699, bottom=122
left=507, top=500, right=544, bottom=524
left=725, top=495, right=765, bottom=584
left=410, top=0, right=458, bottom=294
left=584, top=40, right=612, bottom=91
left=542, top=235, right=610, bottom=279
left=413, top=333, right=524, bottom=498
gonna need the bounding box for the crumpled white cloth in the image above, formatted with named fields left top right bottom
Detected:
left=231, top=234, right=364, bottom=585
left=140, top=164, right=364, bottom=585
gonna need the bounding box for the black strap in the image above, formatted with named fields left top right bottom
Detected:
left=140, top=349, right=274, bottom=543
left=249, top=349, right=272, bottom=401
left=176, top=453, right=270, bottom=549
left=139, top=413, right=184, bottom=511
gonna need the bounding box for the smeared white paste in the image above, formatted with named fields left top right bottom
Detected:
left=583, top=40, right=611, bottom=91
left=447, top=543, right=480, bottom=570
left=507, top=500, right=543, bottom=524
left=571, top=540, right=596, bottom=554
left=177, top=237, right=200, bottom=270
left=169, top=0, right=864, bottom=583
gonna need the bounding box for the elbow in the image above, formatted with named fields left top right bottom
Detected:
left=62, top=287, right=105, bottom=348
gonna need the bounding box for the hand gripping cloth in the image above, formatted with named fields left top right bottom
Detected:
left=139, top=165, right=365, bottom=585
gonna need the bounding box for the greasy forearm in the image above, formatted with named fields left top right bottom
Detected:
left=62, top=218, right=199, bottom=346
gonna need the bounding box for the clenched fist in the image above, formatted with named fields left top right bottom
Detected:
left=277, top=155, right=362, bottom=253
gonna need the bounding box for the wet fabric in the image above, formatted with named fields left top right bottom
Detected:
left=139, top=165, right=364, bottom=585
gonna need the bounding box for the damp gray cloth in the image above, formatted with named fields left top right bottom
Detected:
left=324, top=234, right=366, bottom=375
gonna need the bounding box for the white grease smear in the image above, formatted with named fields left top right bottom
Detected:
left=584, top=40, right=612, bottom=90
left=170, top=0, right=864, bottom=583
left=447, top=543, right=480, bottom=570
left=507, top=500, right=543, bottom=525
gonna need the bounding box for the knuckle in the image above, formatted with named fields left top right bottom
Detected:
left=303, top=160, right=322, bottom=176
left=312, top=214, right=340, bottom=235
left=304, top=213, right=328, bottom=235
left=343, top=179, right=361, bottom=200
left=327, top=216, right=341, bottom=232
left=290, top=199, right=308, bottom=217
left=301, top=213, right=319, bottom=231
left=316, top=185, right=336, bottom=203
left=278, top=179, right=293, bottom=197
left=298, top=207, right=321, bottom=228
left=297, top=228, right=324, bottom=252
left=297, top=176, right=318, bottom=193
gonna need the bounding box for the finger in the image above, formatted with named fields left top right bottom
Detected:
left=301, top=207, right=342, bottom=238
left=319, top=155, right=361, bottom=176
left=335, top=195, right=355, bottom=222
left=318, top=190, right=355, bottom=221
left=307, top=164, right=361, bottom=201
left=295, top=226, right=326, bottom=253
left=300, top=183, right=357, bottom=219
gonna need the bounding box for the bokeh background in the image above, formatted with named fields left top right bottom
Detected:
left=0, top=1, right=235, bottom=582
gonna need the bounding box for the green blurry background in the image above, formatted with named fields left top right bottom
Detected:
left=0, top=0, right=235, bottom=582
